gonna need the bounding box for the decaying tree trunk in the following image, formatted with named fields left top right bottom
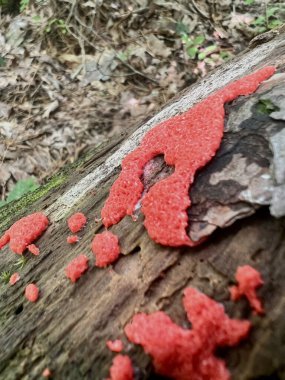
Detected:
left=0, top=30, right=285, bottom=380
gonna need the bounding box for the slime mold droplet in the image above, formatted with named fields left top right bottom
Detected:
left=92, top=231, right=120, bottom=267
left=230, top=265, right=264, bottom=315
left=107, top=355, right=134, bottom=380
left=0, top=212, right=49, bottom=254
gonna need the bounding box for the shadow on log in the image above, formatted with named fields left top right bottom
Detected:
left=0, top=29, right=285, bottom=380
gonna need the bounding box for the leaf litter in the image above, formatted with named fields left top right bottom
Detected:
left=0, top=0, right=283, bottom=204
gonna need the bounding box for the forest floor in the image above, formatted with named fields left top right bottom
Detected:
left=0, top=0, right=284, bottom=206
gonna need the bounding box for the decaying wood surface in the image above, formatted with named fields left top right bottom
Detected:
left=0, top=31, right=285, bottom=380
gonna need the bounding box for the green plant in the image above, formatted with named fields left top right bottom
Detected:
left=251, top=4, right=284, bottom=33
left=198, top=45, right=218, bottom=60
left=45, top=18, right=68, bottom=35
left=180, top=34, right=205, bottom=59
left=14, top=256, right=27, bottom=270
left=257, top=99, right=280, bottom=115
left=0, top=177, right=39, bottom=208
left=20, top=0, right=29, bottom=12
left=0, top=270, right=11, bottom=284
left=244, top=0, right=255, bottom=5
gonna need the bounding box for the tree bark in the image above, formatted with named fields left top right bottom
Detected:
left=0, top=31, right=285, bottom=380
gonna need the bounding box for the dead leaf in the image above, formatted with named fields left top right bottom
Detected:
left=43, top=100, right=59, bottom=118
left=145, top=35, right=171, bottom=58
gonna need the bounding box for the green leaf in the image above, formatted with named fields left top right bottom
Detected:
left=181, top=33, right=190, bottom=44
left=14, top=256, right=27, bottom=269
left=244, top=0, right=255, bottom=4
left=198, top=52, right=206, bottom=60
left=268, top=19, right=282, bottom=29
left=176, top=22, right=188, bottom=36
left=187, top=46, right=198, bottom=59
left=192, top=35, right=205, bottom=46
left=257, top=99, right=280, bottom=115
left=204, top=44, right=217, bottom=53
left=253, top=16, right=265, bottom=26
left=6, top=178, right=39, bottom=204
left=0, top=270, right=11, bottom=284
left=266, top=7, right=279, bottom=18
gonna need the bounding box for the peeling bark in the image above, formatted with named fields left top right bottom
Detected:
left=0, top=33, right=285, bottom=380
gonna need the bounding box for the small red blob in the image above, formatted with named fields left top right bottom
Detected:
left=101, top=67, right=275, bottom=246
left=25, top=283, right=39, bottom=302
left=65, top=254, right=89, bottom=283
left=230, top=265, right=264, bottom=315
left=9, top=272, right=20, bottom=285
left=0, top=212, right=49, bottom=254
left=28, top=244, right=40, bottom=256
left=67, top=213, right=87, bottom=233
left=67, top=235, right=79, bottom=244
left=125, top=287, right=251, bottom=380
left=106, top=339, right=124, bottom=353
left=107, top=355, right=134, bottom=380
left=42, top=368, right=52, bottom=377
left=91, top=231, right=120, bottom=268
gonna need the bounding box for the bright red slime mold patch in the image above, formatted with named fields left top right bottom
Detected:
left=67, top=213, right=87, bottom=233
left=107, top=355, right=134, bottom=380
left=9, top=272, right=20, bottom=285
left=101, top=67, right=275, bottom=246
left=125, top=287, right=251, bottom=380
left=0, top=212, right=49, bottom=254
left=65, top=254, right=89, bottom=283
left=230, top=265, right=264, bottom=315
left=91, top=231, right=120, bottom=267
left=67, top=235, right=79, bottom=244
left=28, top=244, right=40, bottom=256
left=25, top=283, right=39, bottom=302
left=106, top=339, right=124, bottom=353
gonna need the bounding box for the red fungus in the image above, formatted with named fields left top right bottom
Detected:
left=65, top=254, right=89, bottom=283
left=91, top=231, right=120, bottom=267
left=0, top=212, right=49, bottom=254
left=67, top=235, right=79, bottom=244
left=101, top=67, right=275, bottom=246
left=106, top=339, right=124, bottom=353
left=9, top=272, right=20, bottom=285
left=28, top=244, right=40, bottom=256
left=67, top=212, right=87, bottom=233
left=107, top=355, right=134, bottom=380
left=230, top=265, right=264, bottom=315
left=125, top=287, right=251, bottom=380
left=25, top=283, right=39, bottom=302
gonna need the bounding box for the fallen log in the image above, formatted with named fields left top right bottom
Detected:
left=0, top=29, right=285, bottom=380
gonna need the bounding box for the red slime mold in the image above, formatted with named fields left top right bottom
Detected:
left=0, top=212, right=49, bottom=254
left=28, top=244, right=40, bottom=256
left=106, top=339, right=124, bottom=353
left=42, top=368, right=52, bottom=378
left=107, top=355, right=134, bottom=380
left=25, top=283, right=39, bottom=302
left=9, top=272, right=20, bottom=285
left=101, top=67, right=275, bottom=246
left=67, top=213, right=87, bottom=233
left=91, top=231, right=120, bottom=267
left=230, top=265, right=264, bottom=315
left=65, top=254, right=89, bottom=283
left=67, top=235, right=79, bottom=244
left=125, top=287, right=251, bottom=380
